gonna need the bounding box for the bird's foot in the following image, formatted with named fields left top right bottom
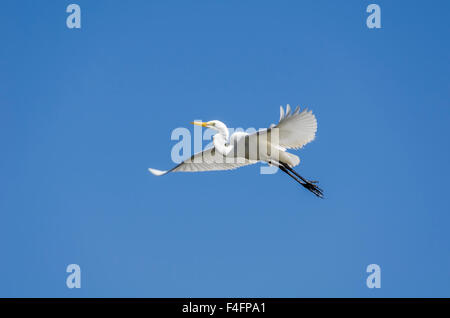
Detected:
left=302, top=181, right=324, bottom=198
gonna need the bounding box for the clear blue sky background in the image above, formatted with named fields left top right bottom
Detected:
left=1, top=0, right=449, bottom=297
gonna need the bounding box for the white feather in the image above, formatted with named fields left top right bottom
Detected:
left=148, top=168, right=169, bottom=176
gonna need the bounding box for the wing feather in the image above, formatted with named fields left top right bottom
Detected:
left=266, top=104, right=317, bottom=149
left=148, top=147, right=257, bottom=176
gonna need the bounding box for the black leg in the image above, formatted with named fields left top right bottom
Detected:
left=280, top=162, right=324, bottom=198
left=278, top=164, right=324, bottom=198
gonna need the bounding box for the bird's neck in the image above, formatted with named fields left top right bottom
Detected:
left=217, top=126, right=229, bottom=140
left=213, top=132, right=232, bottom=156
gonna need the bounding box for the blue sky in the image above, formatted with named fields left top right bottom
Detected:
left=1, top=0, right=449, bottom=297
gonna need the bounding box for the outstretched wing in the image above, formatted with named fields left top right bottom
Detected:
left=272, top=104, right=317, bottom=149
left=148, top=147, right=257, bottom=176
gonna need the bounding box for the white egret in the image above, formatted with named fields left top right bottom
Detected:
left=149, top=105, right=323, bottom=197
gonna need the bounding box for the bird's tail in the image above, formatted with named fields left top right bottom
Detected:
left=279, top=151, right=300, bottom=167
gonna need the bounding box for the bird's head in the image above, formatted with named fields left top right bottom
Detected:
left=191, top=120, right=228, bottom=136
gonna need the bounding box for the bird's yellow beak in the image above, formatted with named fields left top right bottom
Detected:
left=191, top=121, right=208, bottom=127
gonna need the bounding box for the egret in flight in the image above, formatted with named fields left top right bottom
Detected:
left=149, top=105, right=323, bottom=198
